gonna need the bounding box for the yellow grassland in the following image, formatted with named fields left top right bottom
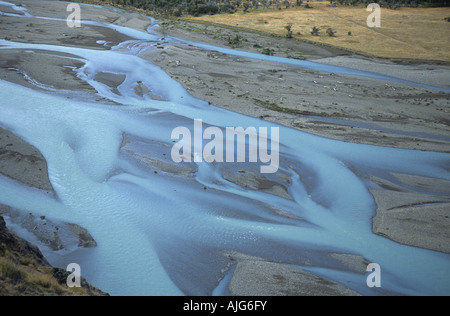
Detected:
left=194, top=3, right=450, bottom=62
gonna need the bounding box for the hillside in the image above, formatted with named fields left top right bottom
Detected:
left=0, top=216, right=108, bottom=296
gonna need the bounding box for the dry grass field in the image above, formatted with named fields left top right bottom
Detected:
left=194, top=2, right=450, bottom=62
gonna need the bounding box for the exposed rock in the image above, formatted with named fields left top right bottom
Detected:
left=5, top=209, right=97, bottom=251
left=222, top=170, right=292, bottom=200
left=330, top=253, right=371, bottom=274
left=0, top=216, right=108, bottom=296
left=51, top=267, right=107, bottom=296
left=0, top=127, right=53, bottom=192
left=226, top=252, right=361, bottom=296
left=0, top=204, right=10, bottom=215
left=0, top=216, right=48, bottom=267
left=67, top=224, right=97, bottom=248
left=371, top=175, right=450, bottom=254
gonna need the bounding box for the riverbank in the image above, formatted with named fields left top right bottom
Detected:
left=194, top=4, right=450, bottom=63
left=146, top=19, right=450, bottom=256
left=0, top=0, right=449, bottom=296
left=147, top=19, right=450, bottom=153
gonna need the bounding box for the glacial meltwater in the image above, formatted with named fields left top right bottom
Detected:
left=0, top=1, right=449, bottom=296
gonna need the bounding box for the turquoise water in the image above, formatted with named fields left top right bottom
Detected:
left=0, top=1, right=449, bottom=296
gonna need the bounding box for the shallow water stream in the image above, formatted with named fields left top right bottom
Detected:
left=0, top=1, right=449, bottom=296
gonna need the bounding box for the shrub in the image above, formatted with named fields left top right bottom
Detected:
left=228, top=35, right=243, bottom=48
left=0, top=258, right=27, bottom=285
left=326, top=28, right=336, bottom=37
left=285, top=24, right=293, bottom=38
left=187, top=1, right=219, bottom=16
left=311, top=26, right=320, bottom=36
left=262, top=48, right=275, bottom=56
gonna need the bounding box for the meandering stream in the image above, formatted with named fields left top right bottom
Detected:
left=0, top=1, right=449, bottom=295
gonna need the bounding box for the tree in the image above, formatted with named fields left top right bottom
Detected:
left=243, top=1, right=251, bottom=12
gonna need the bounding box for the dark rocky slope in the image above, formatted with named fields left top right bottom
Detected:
left=0, top=216, right=107, bottom=296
